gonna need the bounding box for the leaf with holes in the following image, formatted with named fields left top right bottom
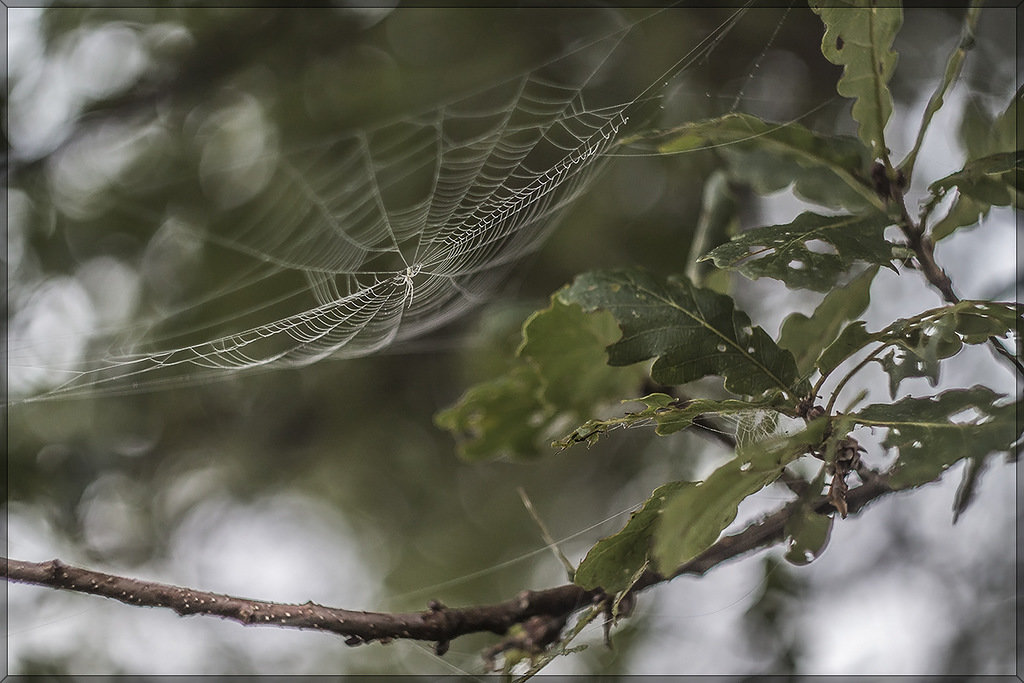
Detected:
left=779, top=266, right=877, bottom=376
left=877, top=313, right=963, bottom=396
left=875, top=301, right=1021, bottom=396
left=942, top=301, right=1023, bottom=343
left=814, top=301, right=1021, bottom=385
left=653, top=420, right=827, bottom=573
left=656, top=113, right=879, bottom=212
left=810, top=1, right=903, bottom=158
left=701, top=212, right=895, bottom=292
left=561, top=269, right=807, bottom=399
left=851, top=387, right=1021, bottom=490
left=574, top=481, right=693, bottom=593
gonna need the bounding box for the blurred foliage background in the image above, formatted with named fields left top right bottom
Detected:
left=6, top=4, right=1018, bottom=675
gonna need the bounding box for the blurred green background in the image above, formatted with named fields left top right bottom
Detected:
left=6, top=5, right=1017, bottom=675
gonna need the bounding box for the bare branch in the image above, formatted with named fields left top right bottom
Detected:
left=1, top=556, right=600, bottom=649
left=2, top=473, right=893, bottom=653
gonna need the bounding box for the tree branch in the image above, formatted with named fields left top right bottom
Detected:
left=888, top=180, right=1024, bottom=377
left=2, top=556, right=598, bottom=651
left=2, top=473, right=894, bottom=655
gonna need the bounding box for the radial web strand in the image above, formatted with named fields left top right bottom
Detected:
left=9, top=7, right=760, bottom=402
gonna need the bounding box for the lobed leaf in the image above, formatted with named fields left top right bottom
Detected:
left=876, top=301, right=1021, bottom=396
left=814, top=301, right=1022, bottom=389
left=779, top=266, right=877, bottom=376
left=435, top=295, right=644, bottom=460
left=851, top=386, right=1021, bottom=490
left=701, top=211, right=895, bottom=292
left=519, top=296, right=640, bottom=414
left=876, top=313, right=963, bottom=396
left=574, top=481, right=693, bottom=593
left=656, top=113, right=879, bottom=212
left=561, top=269, right=807, bottom=399
left=810, top=0, right=903, bottom=159
left=652, top=419, right=827, bottom=574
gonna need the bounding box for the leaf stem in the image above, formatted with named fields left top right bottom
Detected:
left=810, top=370, right=832, bottom=409
left=824, top=344, right=887, bottom=418
left=899, top=2, right=984, bottom=183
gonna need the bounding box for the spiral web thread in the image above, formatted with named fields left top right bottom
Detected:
left=15, top=7, right=753, bottom=401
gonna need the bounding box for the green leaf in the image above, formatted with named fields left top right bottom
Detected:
left=851, top=386, right=1022, bottom=489
left=928, top=151, right=1023, bottom=210
left=435, top=295, right=645, bottom=460
left=556, top=393, right=779, bottom=449
left=930, top=194, right=990, bottom=242
left=875, top=301, right=1021, bottom=396
left=574, top=481, right=693, bottom=593
left=784, top=504, right=834, bottom=566
left=815, top=301, right=1022, bottom=386
left=959, top=88, right=1019, bottom=162
left=519, top=296, right=641, bottom=414
left=810, top=1, right=903, bottom=158
left=898, top=4, right=982, bottom=181
left=783, top=466, right=833, bottom=566
left=816, top=320, right=878, bottom=378
left=434, top=366, right=548, bottom=461
left=779, top=266, right=877, bottom=376
left=561, top=269, right=807, bottom=399
left=701, top=212, right=895, bottom=292
left=686, top=170, right=739, bottom=287
left=928, top=91, right=1018, bottom=240
left=877, top=313, right=963, bottom=396
left=654, top=462, right=775, bottom=574
left=944, top=300, right=1022, bottom=343
left=952, top=453, right=988, bottom=524
left=653, top=420, right=827, bottom=573
left=656, top=113, right=879, bottom=212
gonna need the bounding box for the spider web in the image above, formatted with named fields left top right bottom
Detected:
left=10, top=6, right=756, bottom=402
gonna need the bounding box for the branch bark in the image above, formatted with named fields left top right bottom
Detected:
left=884, top=172, right=1024, bottom=377
left=2, top=473, right=893, bottom=654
